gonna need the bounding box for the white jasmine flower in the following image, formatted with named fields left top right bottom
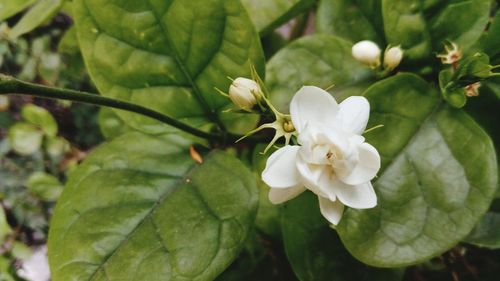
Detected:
left=261, top=86, right=380, bottom=225
left=384, top=45, right=403, bottom=70
left=352, top=40, right=381, bottom=68
left=228, top=77, right=262, bottom=111
left=17, top=246, right=51, bottom=281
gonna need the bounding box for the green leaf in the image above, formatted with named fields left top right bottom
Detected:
left=240, top=0, right=315, bottom=35
left=45, top=136, right=70, bottom=159
left=0, top=0, right=37, bottom=21
left=266, top=34, right=372, bottom=112
left=252, top=144, right=280, bottom=238
left=480, top=10, right=500, bottom=61
left=337, top=73, right=498, bottom=267
left=439, top=69, right=466, bottom=108
left=26, top=171, right=64, bottom=201
left=21, top=104, right=58, bottom=137
left=428, top=0, right=491, bottom=51
left=282, top=192, right=404, bottom=281
left=0, top=206, right=12, bottom=244
left=7, top=122, right=44, bottom=155
left=382, top=0, right=432, bottom=62
left=317, top=0, right=384, bottom=44
left=48, top=132, right=258, bottom=280
left=464, top=212, right=500, bottom=249
left=74, top=0, right=265, bottom=135
left=98, top=107, right=134, bottom=139
left=10, top=0, right=65, bottom=38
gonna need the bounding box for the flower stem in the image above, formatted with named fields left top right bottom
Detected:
left=0, top=74, right=223, bottom=141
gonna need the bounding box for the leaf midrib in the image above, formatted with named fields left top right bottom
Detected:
left=85, top=153, right=216, bottom=281
left=144, top=0, right=226, bottom=132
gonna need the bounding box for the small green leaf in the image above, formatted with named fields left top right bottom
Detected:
left=21, top=104, right=58, bottom=137
left=282, top=192, right=404, bottom=281
left=74, top=0, right=265, bottom=134
left=0, top=207, right=12, bottom=244
left=241, top=0, right=315, bottom=35
left=464, top=212, right=500, bottom=249
left=439, top=69, right=466, bottom=108
left=429, top=0, right=490, bottom=50
left=317, top=0, right=384, bottom=44
left=266, top=34, right=372, bottom=111
left=45, top=136, right=70, bottom=159
left=10, top=0, right=65, bottom=38
left=26, top=172, right=64, bottom=201
left=8, top=122, right=44, bottom=155
left=382, top=0, right=432, bottom=62
left=337, top=73, right=498, bottom=267
left=48, top=132, right=258, bottom=280
left=0, top=0, right=37, bottom=21
left=480, top=11, right=500, bottom=61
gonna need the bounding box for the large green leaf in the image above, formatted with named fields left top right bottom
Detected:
left=48, top=132, right=258, bottom=280
left=281, top=192, right=404, bottom=281
left=74, top=0, right=265, bottom=134
left=0, top=0, right=37, bottom=21
left=479, top=10, right=500, bottom=61
left=337, top=73, right=497, bottom=267
left=10, top=0, right=65, bottom=38
left=266, top=34, right=372, bottom=112
left=316, top=0, right=384, bottom=44
left=240, top=0, right=315, bottom=35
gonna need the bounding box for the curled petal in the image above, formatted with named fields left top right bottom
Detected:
left=318, top=196, right=345, bottom=225
left=290, top=86, right=339, bottom=134
left=335, top=181, right=377, bottom=209
left=262, top=146, right=301, bottom=188
left=339, top=142, right=381, bottom=185
left=338, top=96, right=370, bottom=135
left=268, top=185, right=306, bottom=204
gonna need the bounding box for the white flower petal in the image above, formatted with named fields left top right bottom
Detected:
left=290, top=86, right=339, bottom=134
left=318, top=196, right=345, bottom=225
left=338, top=96, right=370, bottom=135
left=339, top=142, right=381, bottom=185
left=262, top=146, right=301, bottom=188
left=268, top=185, right=306, bottom=204
left=335, top=181, right=377, bottom=209
left=296, top=159, right=329, bottom=198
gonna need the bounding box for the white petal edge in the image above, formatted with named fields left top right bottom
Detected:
left=268, top=185, right=306, bottom=204
left=290, top=86, right=339, bottom=134
left=338, top=96, right=370, bottom=135
left=335, top=181, right=377, bottom=209
left=339, top=142, right=381, bottom=185
left=318, top=196, right=345, bottom=225
left=262, top=145, right=301, bottom=188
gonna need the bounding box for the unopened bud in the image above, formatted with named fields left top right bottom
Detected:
left=437, top=42, right=461, bottom=65
left=0, top=96, right=9, bottom=112
left=352, top=40, right=381, bottom=68
left=384, top=46, right=403, bottom=70
left=229, top=77, right=262, bottom=110
left=465, top=82, right=481, bottom=97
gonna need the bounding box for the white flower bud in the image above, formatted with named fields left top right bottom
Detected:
left=229, top=77, right=262, bottom=110
left=0, top=96, right=9, bottom=112
left=352, top=40, right=381, bottom=68
left=384, top=46, right=403, bottom=70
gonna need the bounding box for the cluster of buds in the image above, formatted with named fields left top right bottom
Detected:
left=351, top=40, right=403, bottom=71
